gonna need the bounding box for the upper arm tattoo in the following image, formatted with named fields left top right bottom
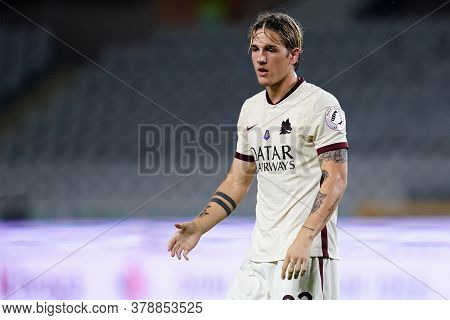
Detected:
left=320, top=169, right=329, bottom=184
left=319, top=148, right=347, bottom=166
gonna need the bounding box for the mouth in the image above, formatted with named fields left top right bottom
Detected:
left=257, top=67, right=268, bottom=76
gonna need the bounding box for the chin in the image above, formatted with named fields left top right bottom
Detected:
left=256, top=77, right=270, bottom=86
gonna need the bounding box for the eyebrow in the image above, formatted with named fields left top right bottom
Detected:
left=250, top=43, right=279, bottom=49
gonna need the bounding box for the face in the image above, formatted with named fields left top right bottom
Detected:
left=250, top=28, right=298, bottom=88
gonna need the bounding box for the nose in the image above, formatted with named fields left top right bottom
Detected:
left=257, top=52, right=267, bottom=64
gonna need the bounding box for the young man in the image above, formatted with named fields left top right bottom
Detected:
left=167, top=12, right=348, bottom=300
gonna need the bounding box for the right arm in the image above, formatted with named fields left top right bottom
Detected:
left=167, top=157, right=256, bottom=260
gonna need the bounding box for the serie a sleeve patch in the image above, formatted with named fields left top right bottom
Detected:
left=324, top=106, right=346, bottom=131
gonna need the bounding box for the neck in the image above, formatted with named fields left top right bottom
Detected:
left=266, top=71, right=298, bottom=104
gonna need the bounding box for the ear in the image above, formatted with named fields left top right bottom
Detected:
left=289, top=48, right=301, bottom=66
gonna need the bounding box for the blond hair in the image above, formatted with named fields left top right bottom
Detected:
left=248, top=12, right=303, bottom=70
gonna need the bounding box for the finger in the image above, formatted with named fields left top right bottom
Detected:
left=171, top=243, right=180, bottom=257
left=293, top=260, right=302, bottom=279
left=287, top=260, right=296, bottom=280
left=175, top=223, right=186, bottom=234
left=176, top=246, right=183, bottom=260
left=281, top=259, right=290, bottom=280
left=183, top=249, right=190, bottom=261
left=300, top=259, right=308, bottom=277
left=167, top=237, right=176, bottom=251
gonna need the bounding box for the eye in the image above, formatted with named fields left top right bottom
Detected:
left=251, top=46, right=258, bottom=52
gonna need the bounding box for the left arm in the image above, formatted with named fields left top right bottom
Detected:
left=281, top=148, right=348, bottom=280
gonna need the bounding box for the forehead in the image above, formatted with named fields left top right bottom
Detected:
left=251, top=28, right=284, bottom=47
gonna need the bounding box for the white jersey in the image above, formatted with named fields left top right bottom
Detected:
left=235, top=78, right=348, bottom=262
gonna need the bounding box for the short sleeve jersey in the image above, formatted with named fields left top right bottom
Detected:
left=235, top=78, right=348, bottom=262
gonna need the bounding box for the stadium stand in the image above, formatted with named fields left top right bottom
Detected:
left=0, top=27, right=51, bottom=106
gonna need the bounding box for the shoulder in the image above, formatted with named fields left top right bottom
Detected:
left=239, top=90, right=266, bottom=115
left=237, top=90, right=264, bottom=124
left=300, top=83, right=345, bottom=130
left=244, top=90, right=266, bottom=107
left=301, top=82, right=340, bottom=110
left=302, top=85, right=342, bottom=123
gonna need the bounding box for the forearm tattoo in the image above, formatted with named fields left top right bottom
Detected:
left=197, top=205, right=211, bottom=218
left=197, top=191, right=237, bottom=218
left=310, top=191, right=327, bottom=214
left=328, top=197, right=340, bottom=215
left=214, top=191, right=237, bottom=210
left=210, top=198, right=232, bottom=215
left=318, top=197, right=341, bottom=222
left=319, top=148, right=347, bottom=166
left=302, top=225, right=315, bottom=232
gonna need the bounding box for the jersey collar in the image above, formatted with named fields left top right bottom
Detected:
left=265, top=77, right=304, bottom=105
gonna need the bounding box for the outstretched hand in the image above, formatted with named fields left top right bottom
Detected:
left=167, top=221, right=202, bottom=261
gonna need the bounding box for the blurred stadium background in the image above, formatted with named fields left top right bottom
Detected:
left=0, top=0, right=449, bottom=299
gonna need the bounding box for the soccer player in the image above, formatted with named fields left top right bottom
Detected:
left=167, top=12, right=348, bottom=300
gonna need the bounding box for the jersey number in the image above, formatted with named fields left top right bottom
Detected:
left=282, top=292, right=313, bottom=300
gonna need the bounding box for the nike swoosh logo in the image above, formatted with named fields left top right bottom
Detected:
left=246, top=124, right=258, bottom=131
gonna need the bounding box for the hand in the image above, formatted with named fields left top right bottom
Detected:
left=167, top=221, right=202, bottom=261
left=281, top=233, right=313, bottom=280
